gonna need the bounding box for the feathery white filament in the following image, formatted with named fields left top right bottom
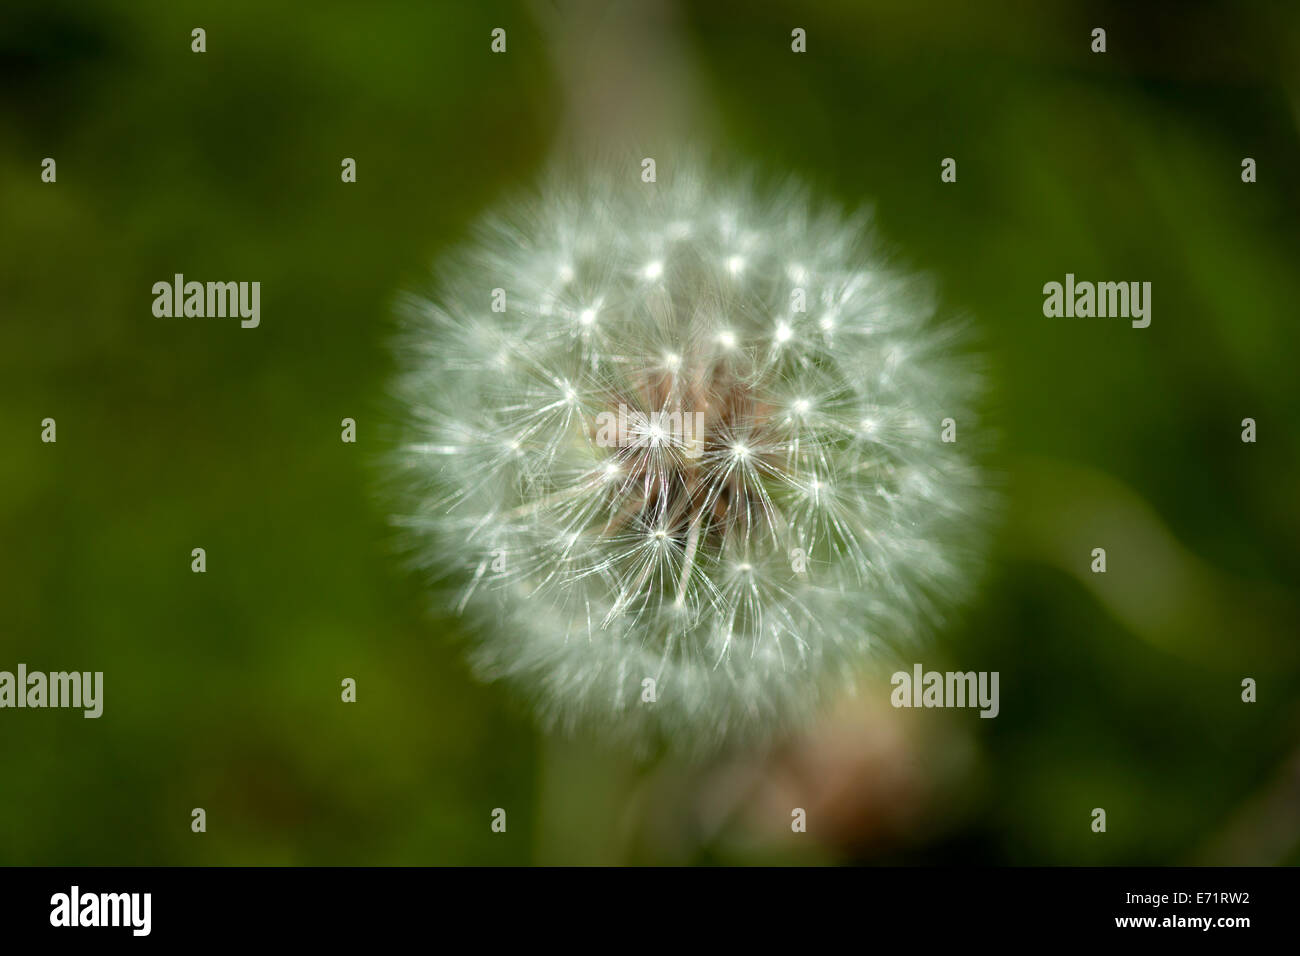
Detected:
left=392, top=162, right=988, bottom=752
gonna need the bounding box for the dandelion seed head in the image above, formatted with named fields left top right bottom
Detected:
left=391, top=160, right=991, bottom=753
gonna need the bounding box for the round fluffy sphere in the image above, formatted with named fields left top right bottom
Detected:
left=392, top=162, right=988, bottom=752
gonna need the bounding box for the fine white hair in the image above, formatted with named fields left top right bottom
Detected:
left=391, top=160, right=990, bottom=753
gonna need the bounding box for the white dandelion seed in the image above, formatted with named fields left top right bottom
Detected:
left=391, top=160, right=990, bottom=753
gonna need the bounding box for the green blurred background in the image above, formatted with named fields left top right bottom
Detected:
left=1, top=0, right=1297, bottom=865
